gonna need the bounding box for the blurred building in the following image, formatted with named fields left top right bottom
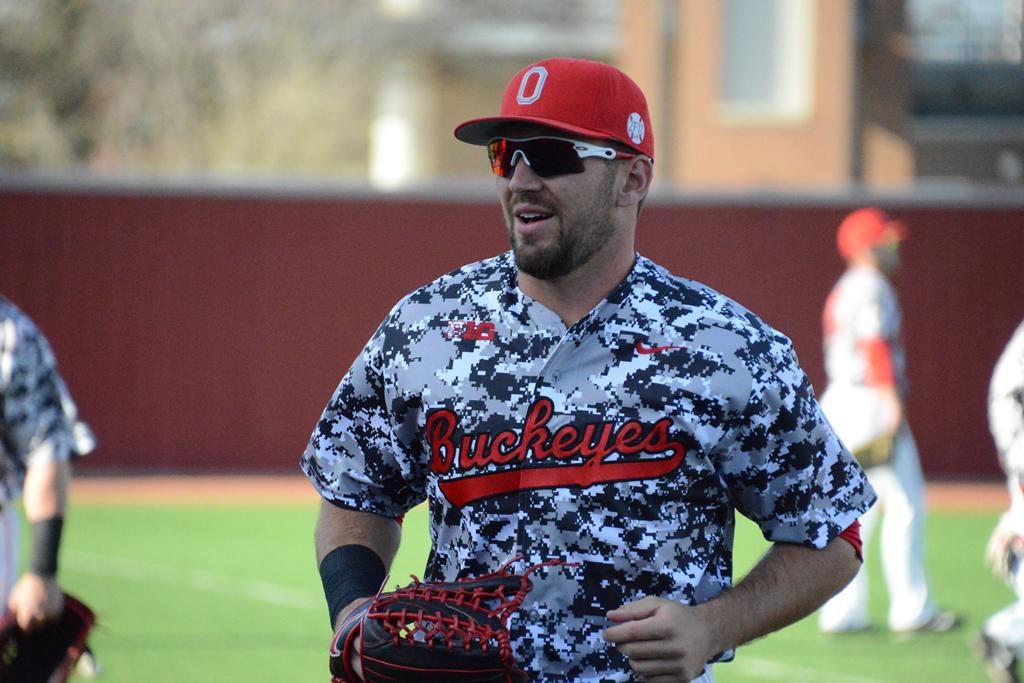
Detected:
left=377, top=0, right=1023, bottom=192
left=633, top=0, right=1024, bottom=190
left=364, top=0, right=622, bottom=187
left=1, top=0, right=1021, bottom=192
left=908, top=0, right=1024, bottom=185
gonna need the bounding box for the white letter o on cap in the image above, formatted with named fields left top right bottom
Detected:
left=516, top=67, right=548, bottom=105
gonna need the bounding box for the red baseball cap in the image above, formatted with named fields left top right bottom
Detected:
left=454, top=57, right=654, bottom=160
left=836, top=207, right=908, bottom=259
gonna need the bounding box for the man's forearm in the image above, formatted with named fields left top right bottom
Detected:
left=11, top=459, right=70, bottom=631
left=314, top=500, right=402, bottom=566
left=695, top=536, right=861, bottom=654
left=22, top=459, right=69, bottom=521
left=23, top=459, right=70, bottom=579
left=315, top=500, right=402, bottom=628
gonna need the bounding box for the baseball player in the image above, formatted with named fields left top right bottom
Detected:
left=303, top=58, right=876, bottom=682
left=1, top=296, right=94, bottom=635
left=976, top=319, right=1024, bottom=683
left=816, top=209, right=956, bottom=634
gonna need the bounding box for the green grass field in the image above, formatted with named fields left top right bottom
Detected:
left=37, top=500, right=1012, bottom=682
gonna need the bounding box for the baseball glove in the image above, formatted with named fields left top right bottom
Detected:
left=0, top=592, right=96, bottom=683
left=328, top=557, right=570, bottom=683
left=986, top=512, right=1024, bottom=583
left=850, top=432, right=895, bottom=469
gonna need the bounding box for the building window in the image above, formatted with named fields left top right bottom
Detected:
left=909, top=0, right=1023, bottom=65
left=718, top=0, right=815, bottom=122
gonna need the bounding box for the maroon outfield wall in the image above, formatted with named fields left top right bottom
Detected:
left=0, top=185, right=1020, bottom=478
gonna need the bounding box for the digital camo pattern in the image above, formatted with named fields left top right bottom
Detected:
left=823, top=265, right=907, bottom=392
left=302, top=252, right=876, bottom=681
left=0, top=297, right=93, bottom=504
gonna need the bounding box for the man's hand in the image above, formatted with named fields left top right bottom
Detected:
left=7, top=572, right=64, bottom=632
left=603, top=597, right=716, bottom=682
left=986, top=512, right=1024, bottom=582
left=334, top=596, right=372, bottom=681
left=316, top=503, right=401, bottom=682
left=603, top=539, right=862, bottom=682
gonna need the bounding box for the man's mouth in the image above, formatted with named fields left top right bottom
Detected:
left=516, top=210, right=553, bottom=225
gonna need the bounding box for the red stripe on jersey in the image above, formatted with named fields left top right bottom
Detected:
left=438, top=451, right=686, bottom=507
left=858, top=337, right=895, bottom=387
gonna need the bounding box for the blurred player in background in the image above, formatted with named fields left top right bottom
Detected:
left=0, top=297, right=95, bottom=640
left=817, top=208, right=956, bottom=635
left=976, top=319, right=1024, bottom=683
left=304, top=57, right=875, bottom=682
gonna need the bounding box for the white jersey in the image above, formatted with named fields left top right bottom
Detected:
left=302, top=252, right=875, bottom=681
left=823, top=265, right=907, bottom=392
left=820, top=265, right=907, bottom=454
left=0, top=297, right=94, bottom=505
left=991, top=321, right=1024, bottom=475
left=984, top=322, right=1024, bottom=658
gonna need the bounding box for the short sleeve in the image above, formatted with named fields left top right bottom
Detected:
left=0, top=314, right=78, bottom=470
left=300, top=312, right=427, bottom=518
left=716, top=331, right=876, bottom=548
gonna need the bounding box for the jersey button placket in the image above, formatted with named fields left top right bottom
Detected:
left=516, top=337, right=570, bottom=563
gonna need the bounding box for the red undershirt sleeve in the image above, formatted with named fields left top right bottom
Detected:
left=838, top=519, right=864, bottom=561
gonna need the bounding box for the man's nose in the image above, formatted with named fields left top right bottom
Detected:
left=507, top=153, right=542, bottom=190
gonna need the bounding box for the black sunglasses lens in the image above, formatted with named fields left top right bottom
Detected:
left=488, top=139, right=585, bottom=178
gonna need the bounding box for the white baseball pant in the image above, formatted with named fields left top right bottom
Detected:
left=818, top=421, right=938, bottom=631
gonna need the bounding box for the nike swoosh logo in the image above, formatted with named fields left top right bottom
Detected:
left=636, top=341, right=685, bottom=355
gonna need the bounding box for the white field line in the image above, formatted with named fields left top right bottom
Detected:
left=64, top=550, right=321, bottom=611
left=62, top=551, right=895, bottom=683
left=732, top=657, right=891, bottom=683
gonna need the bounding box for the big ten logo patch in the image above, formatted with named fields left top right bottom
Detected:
left=444, top=320, right=496, bottom=342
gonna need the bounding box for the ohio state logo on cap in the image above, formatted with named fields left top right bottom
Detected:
left=516, top=66, right=548, bottom=105
left=454, top=57, right=655, bottom=161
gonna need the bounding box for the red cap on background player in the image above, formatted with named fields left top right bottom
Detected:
left=454, top=57, right=654, bottom=160
left=836, top=207, right=908, bottom=260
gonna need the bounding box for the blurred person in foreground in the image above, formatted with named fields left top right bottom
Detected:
left=817, top=209, right=957, bottom=635
left=0, top=296, right=97, bottom=675
left=303, top=57, right=876, bottom=682
left=976, top=319, right=1024, bottom=683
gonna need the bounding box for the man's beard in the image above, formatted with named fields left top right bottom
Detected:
left=506, top=170, right=618, bottom=281
left=874, top=246, right=900, bottom=274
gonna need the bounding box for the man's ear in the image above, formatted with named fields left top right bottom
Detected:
left=616, top=157, right=653, bottom=210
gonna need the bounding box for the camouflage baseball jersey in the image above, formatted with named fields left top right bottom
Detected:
left=0, top=297, right=95, bottom=504
left=302, top=252, right=876, bottom=681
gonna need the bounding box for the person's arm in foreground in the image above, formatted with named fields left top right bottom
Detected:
left=316, top=500, right=402, bottom=681
left=604, top=534, right=860, bottom=683
left=316, top=499, right=402, bottom=627
left=8, top=458, right=70, bottom=631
